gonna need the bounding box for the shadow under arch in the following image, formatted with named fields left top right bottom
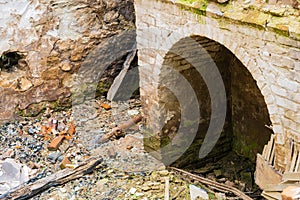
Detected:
left=151, top=34, right=274, bottom=168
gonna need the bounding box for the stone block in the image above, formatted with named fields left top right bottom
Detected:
left=278, top=78, right=299, bottom=92
left=271, top=85, right=287, bottom=97
left=277, top=96, right=299, bottom=112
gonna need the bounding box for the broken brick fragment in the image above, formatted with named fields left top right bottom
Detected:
left=101, top=103, right=111, bottom=110
left=48, top=135, right=65, bottom=151
left=60, top=157, right=72, bottom=169
left=67, top=122, right=76, bottom=135
left=40, top=125, right=52, bottom=135
left=127, top=145, right=133, bottom=150
left=65, top=135, right=73, bottom=140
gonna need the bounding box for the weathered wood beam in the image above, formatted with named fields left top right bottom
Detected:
left=0, top=156, right=103, bottom=200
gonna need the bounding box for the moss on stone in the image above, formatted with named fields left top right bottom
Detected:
left=232, top=135, right=259, bottom=162
left=178, top=0, right=208, bottom=16
left=16, top=98, right=71, bottom=118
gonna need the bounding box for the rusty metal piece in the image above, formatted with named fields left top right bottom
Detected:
left=100, top=114, right=142, bottom=143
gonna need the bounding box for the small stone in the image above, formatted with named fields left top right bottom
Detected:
left=28, top=128, right=35, bottom=135
left=96, top=178, right=109, bottom=191
left=3, top=149, right=14, bottom=159
left=60, top=61, right=73, bottom=72
left=60, top=188, right=67, bottom=193
left=58, top=140, right=70, bottom=153
left=141, top=186, right=151, bottom=191
left=217, top=0, right=229, bottom=3
left=127, top=109, right=139, bottom=116
left=136, top=192, right=144, bottom=197
left=47, top=152, right=62, bottom=164
left=74, top=186, right=81, bottom=192
left=107, top=147, right=116, bottom=158
left=57, top=155, right=64, bottom=162
left=158, top=170, right=169, bottom=176
left=129, top=187, right=137, bottom=194
left=70, top=53, right=82, bottom=62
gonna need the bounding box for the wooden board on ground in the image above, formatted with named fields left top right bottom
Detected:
left=264, top=184, right=300, bottom=192
left=0, top=156, right=103, bottom=200
left=282, top=172, right=300, bottom=181
left=255, top=154, right=282, bottom=190
left=262, top=191, right=282, bottom=200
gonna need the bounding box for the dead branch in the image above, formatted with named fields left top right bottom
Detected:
left=0, top=156, right=103, bottom=200
left=168, top=166, right=253, bottom=200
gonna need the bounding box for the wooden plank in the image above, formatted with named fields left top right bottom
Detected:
left=295, top=151, right=300, bottom=172
left=262, top=145, right=267, bottom=159
left=264, top=184, right=300, bottom=192
left=270, top=143, right=275, bottom=165
left=285, top=141, right=294, bottom=172
left=266, top=135, right=274, bottom=162
left=0, top=156, right=103, bottom=200
left=262, top=191, right=282, bottom=200
left=265, top=141, right=271, bottom=161
left=289, top=148, right=297, bottom=172
left=283, top=172, right=300, bottom=181
left=255, top=154, right=282, bottom=190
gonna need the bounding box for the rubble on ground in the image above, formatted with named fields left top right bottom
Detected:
left=0, top=98, right=256, bottom=199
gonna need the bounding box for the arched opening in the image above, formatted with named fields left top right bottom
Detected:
left=157, top=35, right=273, bottom=191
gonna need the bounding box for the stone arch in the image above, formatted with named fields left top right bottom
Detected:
left=153, top=31, right=275, bottom=166
left=150, top=22, right=281, bottom=141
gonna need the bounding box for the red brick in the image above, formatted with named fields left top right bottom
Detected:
left=60, top=157, right=72, bottom=169
left=47, top=135, right=65, bottom=151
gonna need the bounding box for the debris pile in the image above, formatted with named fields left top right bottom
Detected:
left=0, top=98, right=259, bottom=199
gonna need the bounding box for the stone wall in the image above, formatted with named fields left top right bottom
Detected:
left=0, top=0, right=134, bottom=121
left=135, top=0, right=300, bottom=170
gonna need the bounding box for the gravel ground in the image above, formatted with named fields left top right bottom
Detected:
left=0, top=98, right=256, bottom=200
left=0, top=98, right=193, bottom=200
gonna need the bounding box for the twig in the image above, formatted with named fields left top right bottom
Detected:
left=172, top=187, right=185, bottom=199
left=168, top=167, right=253, bottom=200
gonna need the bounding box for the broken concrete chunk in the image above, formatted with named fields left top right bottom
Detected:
left=0, top=158, right=30, bottom=195
left=189, top=184, right=209, bottom=200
